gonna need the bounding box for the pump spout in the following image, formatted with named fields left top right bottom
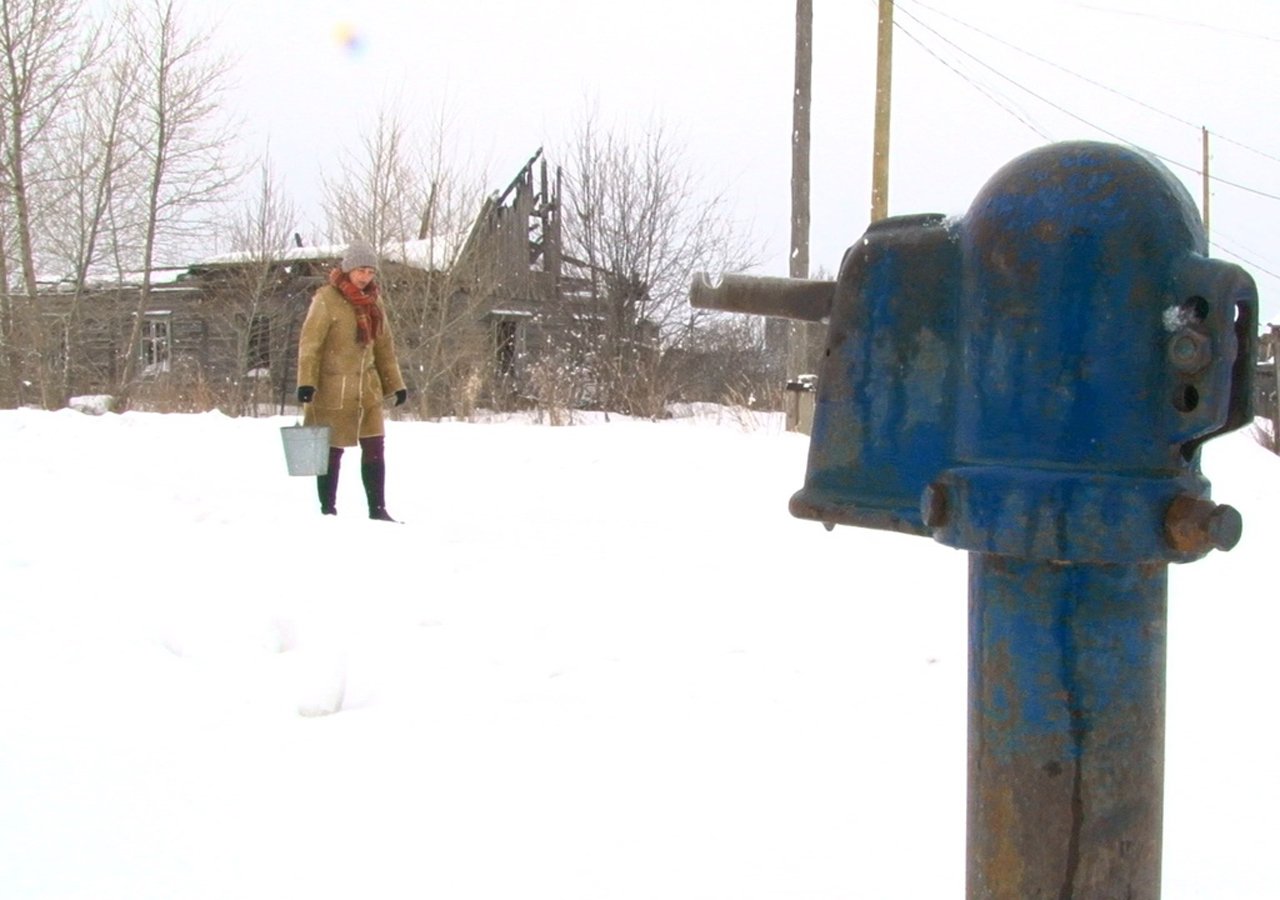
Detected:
left=690, top=272, right=834, bottom=323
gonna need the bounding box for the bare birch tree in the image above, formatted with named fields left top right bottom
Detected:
left=322, top=107, right=437, bottom=251
left=556, top=115, right=759, bottom=415
left=112, top=0, right=240, bottom=403
left=0, top=0, right=101, bottom=407
left=39, top=8, right=145, bottom=405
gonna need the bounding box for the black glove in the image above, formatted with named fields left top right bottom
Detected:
left=394, top=388, right=407, bottom=407
left=297, top=385, right=315, bottom=404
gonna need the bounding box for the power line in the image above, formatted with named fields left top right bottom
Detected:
left=906, top=2, right=1197, bottom=129
left=883, top=0, right=1280, bottom=289
left=889, top=20, right=1053, bottom=142
left=1211, top=229, right=1280, bottom=281
left=907, top=0, right=1280, bottom=168
left=1212, top=242, right=1280, bottom=281
left=892, top=0, right=1280, bottom=201
left=1066, top=1, right=1280, bottom=45
left=891, top=6, right=1127, bottom=139
left=1205, top=132, right=1280, bottom=168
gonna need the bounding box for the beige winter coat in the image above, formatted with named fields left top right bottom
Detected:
left=297, top=284, right=406, bottom=447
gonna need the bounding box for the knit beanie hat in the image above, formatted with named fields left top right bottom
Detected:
left=341, top=240, right=379, bottom=272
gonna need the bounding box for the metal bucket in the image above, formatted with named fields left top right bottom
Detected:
left=280, top=425, right=331, bottom=476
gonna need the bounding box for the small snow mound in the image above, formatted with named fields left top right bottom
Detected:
left=69, top=395, right=115, bottom=415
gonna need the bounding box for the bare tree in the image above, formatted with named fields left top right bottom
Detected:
left=210, top=152, right=298, bottom=415
left=675, top=313, right=777, bottom=408
left=322, top=106, right=438, bottom=250
left=39, top=7, right=145, bottom=405
left=322, top=103, right=494, bottom=418
left=0, top=0, right=101, bottom=407
left=401, top=122, right=502, bottom=419
left=555, top=115, right=760, bottom=415
left=112, top=0, right=240, bottom=403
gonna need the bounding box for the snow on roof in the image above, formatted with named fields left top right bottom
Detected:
left=38, top=236, right=462, bottom=293
left=70, top=267, right=196, bottom=290
left=194, top=236, right=461, bottom=272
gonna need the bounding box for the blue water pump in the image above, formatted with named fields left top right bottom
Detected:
left=691, top=141, right=1256, bottom=897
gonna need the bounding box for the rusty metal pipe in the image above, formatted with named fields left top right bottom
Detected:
left=689, top=272, right=834, bottom=322
left=968, top=556, right=1167, bottom=898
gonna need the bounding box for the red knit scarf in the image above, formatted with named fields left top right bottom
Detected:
left=329, top=268, right=383, bottom=345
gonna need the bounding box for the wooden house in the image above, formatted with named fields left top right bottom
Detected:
left=25, top=149, right=655, bottom=415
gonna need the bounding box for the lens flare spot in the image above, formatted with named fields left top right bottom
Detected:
left=332, top=22, right=366, bottom=57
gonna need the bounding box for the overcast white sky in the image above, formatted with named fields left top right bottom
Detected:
left=203, top=0, right=1280, bottom=323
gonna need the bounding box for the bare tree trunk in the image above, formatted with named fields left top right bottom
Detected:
left=217, top=154, right=297, bottom=416
left=0, top=0, right=97, bottom=408
left=115, top=107, right=164, bottom=398
left=46, top=11, right=138, bottom=407
left=113, top=0, right=237, bottom=404
left=0, top=229, right=21, bottom=406
left=5, top=115, right=48, bottom=406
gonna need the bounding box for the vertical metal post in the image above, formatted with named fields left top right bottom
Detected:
left=689, top=140, right=1258, bottom=899
left=967, top=556, right=1166, bottom=898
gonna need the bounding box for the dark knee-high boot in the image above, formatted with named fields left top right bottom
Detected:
left=316, top=447, right=343, bottom=515
left=360, top=435, right=396, bottom=521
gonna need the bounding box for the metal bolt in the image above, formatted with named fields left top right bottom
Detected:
left=1205, top=504, right=1243, bottom=551
left=1164, top=495, right=1242, bottom=554
left=921, top=482, right=949, bottom=528
left=1167, top=329, right=1212, bottom=374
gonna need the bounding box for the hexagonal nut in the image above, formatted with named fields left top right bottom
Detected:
left=1167, top=328, right=1212, bottom=375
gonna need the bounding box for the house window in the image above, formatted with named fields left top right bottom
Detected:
left=247, top=314, right=270, bottom=371
left=140, top=314, right=171, bottom=374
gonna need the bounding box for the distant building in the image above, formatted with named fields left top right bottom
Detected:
left=29, top=149, right=656, bottom=415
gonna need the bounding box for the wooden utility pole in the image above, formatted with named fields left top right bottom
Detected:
left=1202, top=126, right=1211, bottom=242
left=791, top=0, right=812, bottom=281
left=783, top=0, right=818, bottom=433
left=871, top=0, right=893, bottom=222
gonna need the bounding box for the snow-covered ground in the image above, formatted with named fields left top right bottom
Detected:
left=0, top=407, right=1275, bottom=898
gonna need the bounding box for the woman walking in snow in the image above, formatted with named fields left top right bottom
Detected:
left=296, top=240, right=407, bottom=521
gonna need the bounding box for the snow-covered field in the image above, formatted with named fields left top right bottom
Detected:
left=0, top=407, right=1275, bottom=898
